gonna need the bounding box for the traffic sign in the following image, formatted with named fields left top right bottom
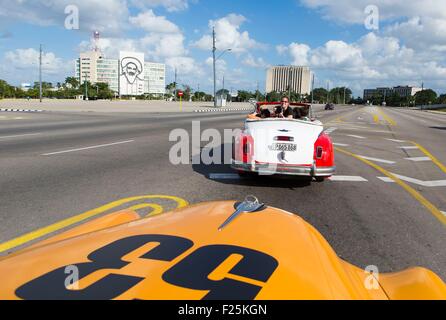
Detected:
left=178, top=91, right=184, bottom=97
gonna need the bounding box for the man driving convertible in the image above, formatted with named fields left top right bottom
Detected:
left=256, top=96, right=294, bottom=119
left=274, top=96, right=294, bottom=118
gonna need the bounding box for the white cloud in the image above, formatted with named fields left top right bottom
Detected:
left=205, top=57, right=227, bottom=74
left=193, top=14, right=262, bottom=53
left=0, top=0, right=129, bottom=35
left=299, top=0, right=446, bottom=25
left=130, top=0, right=190, bottom=12
left=289, top=43, right=311, bottom=66
left=2, top=48, right=71, bottom=84
left=129, top=10, right=180, bottom=33
left=276, top=45, right=288, bottom=56
left=242, top=54, right=268, bottom=68
left=4, top=48, right=69, bottom=75
left=277, top=30, right=446, bottom=94
left=0, top=0, right=191, bottom=35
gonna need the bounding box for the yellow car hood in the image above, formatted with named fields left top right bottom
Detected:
left=0, top=201, right=445, bottom=300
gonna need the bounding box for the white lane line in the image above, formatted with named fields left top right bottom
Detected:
left=386, top=139, right=406, bottom=143
left=209, top=173, right=242, bottom=180
left=328, top=176, right=368, bottom=182
left=41, top=140, right=134, bottom=156
left=346, top=134, right=366, bottom=139
left=405, top=157, right=432, bottom=162
left=357, top=155, right=396, bottom=164
left=442, top=211, right=446, bottom=217
left=399, top=146, right=419, bottom=150
left=324, top=127, right=337, bottom=134
left=333, top=143, right=350, bottom=147
left=377, top=174, right=446, bottom=187
left=0, top=133, right=41, bottom=140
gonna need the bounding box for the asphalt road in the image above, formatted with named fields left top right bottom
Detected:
left=0, top=105, right=445, bottom=281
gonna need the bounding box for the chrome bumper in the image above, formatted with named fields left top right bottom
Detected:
left=231, top=161, right=336, bottom=177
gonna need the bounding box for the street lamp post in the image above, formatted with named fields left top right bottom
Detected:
left=84, top=72, right=88, bottom=101
left=311, top=73, right=315, bottom=104
left=39, top=44, right=43, bottom=103
left=213, top=27, right=217, bottom=108
left=212, top=27, right=232, bottom=108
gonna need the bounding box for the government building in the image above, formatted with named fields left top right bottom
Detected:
left=75, top=50, right=166, bottom=97
left=266, top=66, right=312, bottom=95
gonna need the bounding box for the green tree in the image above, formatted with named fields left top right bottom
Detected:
left=329, top=87, right=352, bottom=104
left=266, top=91, right=281, bottom=102
left=192, top=91, right=206, bottom=102
left=237, top=90, right=254, bottom=102
left=437, top=94, right=446, bottom=104
left=311, top=88, right=329, bottom=103
left=65, top=77, right=80, bottom=89
left=386, top=92, right=402, bottom=107
left=414, top=89, right=437, bottom=106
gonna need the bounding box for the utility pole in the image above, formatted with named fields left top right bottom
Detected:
left=326, top=81, right=330, bottom=103
left=311, top=73, right=315, bottom=104
left=39, top=44, right=43, bottom=103
left=84, top=72, right=88, bottom=101
left=174, top=68, right=177, bottom=101
left=256, top=81, right=259, bottom=101
left=343, top=86, right=346, bottom=105
left=212, top=27, right=217, bottom=108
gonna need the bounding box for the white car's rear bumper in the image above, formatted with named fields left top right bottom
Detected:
left=231, top=161, right=336, bottom=177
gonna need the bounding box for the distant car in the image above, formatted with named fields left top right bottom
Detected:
left=231, top=102, right=335, bottom=182
left=325, top=103, right=335, bottom=110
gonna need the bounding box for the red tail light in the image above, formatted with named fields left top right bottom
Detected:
left=274, top=136, right=294, bottom=142
left=234, top=133, right=254, bottom=163
left=314, top=133, right=334, bottom=167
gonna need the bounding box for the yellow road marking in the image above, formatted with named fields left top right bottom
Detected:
left=0, top=195, right=188, bottom=254
left=410, top=141, right=446, bottom=175
left=376, top=108, right=397, bottom=126
left=326, top=108, right=362, bottom=125
left=125, top=203, right=164, bottom=217
left=335, top=147, right=446, bottom=226
left=373, top=114, right=380, bottom=124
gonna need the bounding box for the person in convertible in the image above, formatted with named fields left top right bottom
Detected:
left=255, top=97, right=293, bottom=118
left=253, top=97, right=309, bottom=120
left=274, top=97, right=294, bottom=118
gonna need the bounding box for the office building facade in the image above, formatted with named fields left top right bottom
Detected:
left=363, top=86, right=422, bottom=100
left=266, top=66, right=312, bottom=95
left=75, top=51, right=165, bottom=96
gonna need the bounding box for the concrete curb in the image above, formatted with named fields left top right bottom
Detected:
left=0, top=108, right=44, bottom=113
left=194, top=108, right=253, bottom=113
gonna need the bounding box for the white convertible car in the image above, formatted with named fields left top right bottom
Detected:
left=231, top=102, right=335, bottom=182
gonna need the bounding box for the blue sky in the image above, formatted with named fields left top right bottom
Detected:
left=1, top=0, right=446, bottom=97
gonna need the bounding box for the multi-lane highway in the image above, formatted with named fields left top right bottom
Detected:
left=0, top=104, right=445, bottom=280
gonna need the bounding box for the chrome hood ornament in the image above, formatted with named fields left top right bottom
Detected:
left=218, top=196, right=265, bottom=231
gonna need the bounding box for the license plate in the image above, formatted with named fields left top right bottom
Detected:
left=268, top=143, right=297, bottom=152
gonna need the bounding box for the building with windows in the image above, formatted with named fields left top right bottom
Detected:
left=363, top=86, right=422, bottom=100
left=144, top=62, right=166, bottom=96
left=75, top=51, right=165, bottom=96
left=266, top=66, right=312, bottom=95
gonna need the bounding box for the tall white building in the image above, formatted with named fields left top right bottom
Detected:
left=75, top=51, right=166, bottom=96
left=144, top=62, right=166, bottom=95
left=266, top=66, right=312, bottom=95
